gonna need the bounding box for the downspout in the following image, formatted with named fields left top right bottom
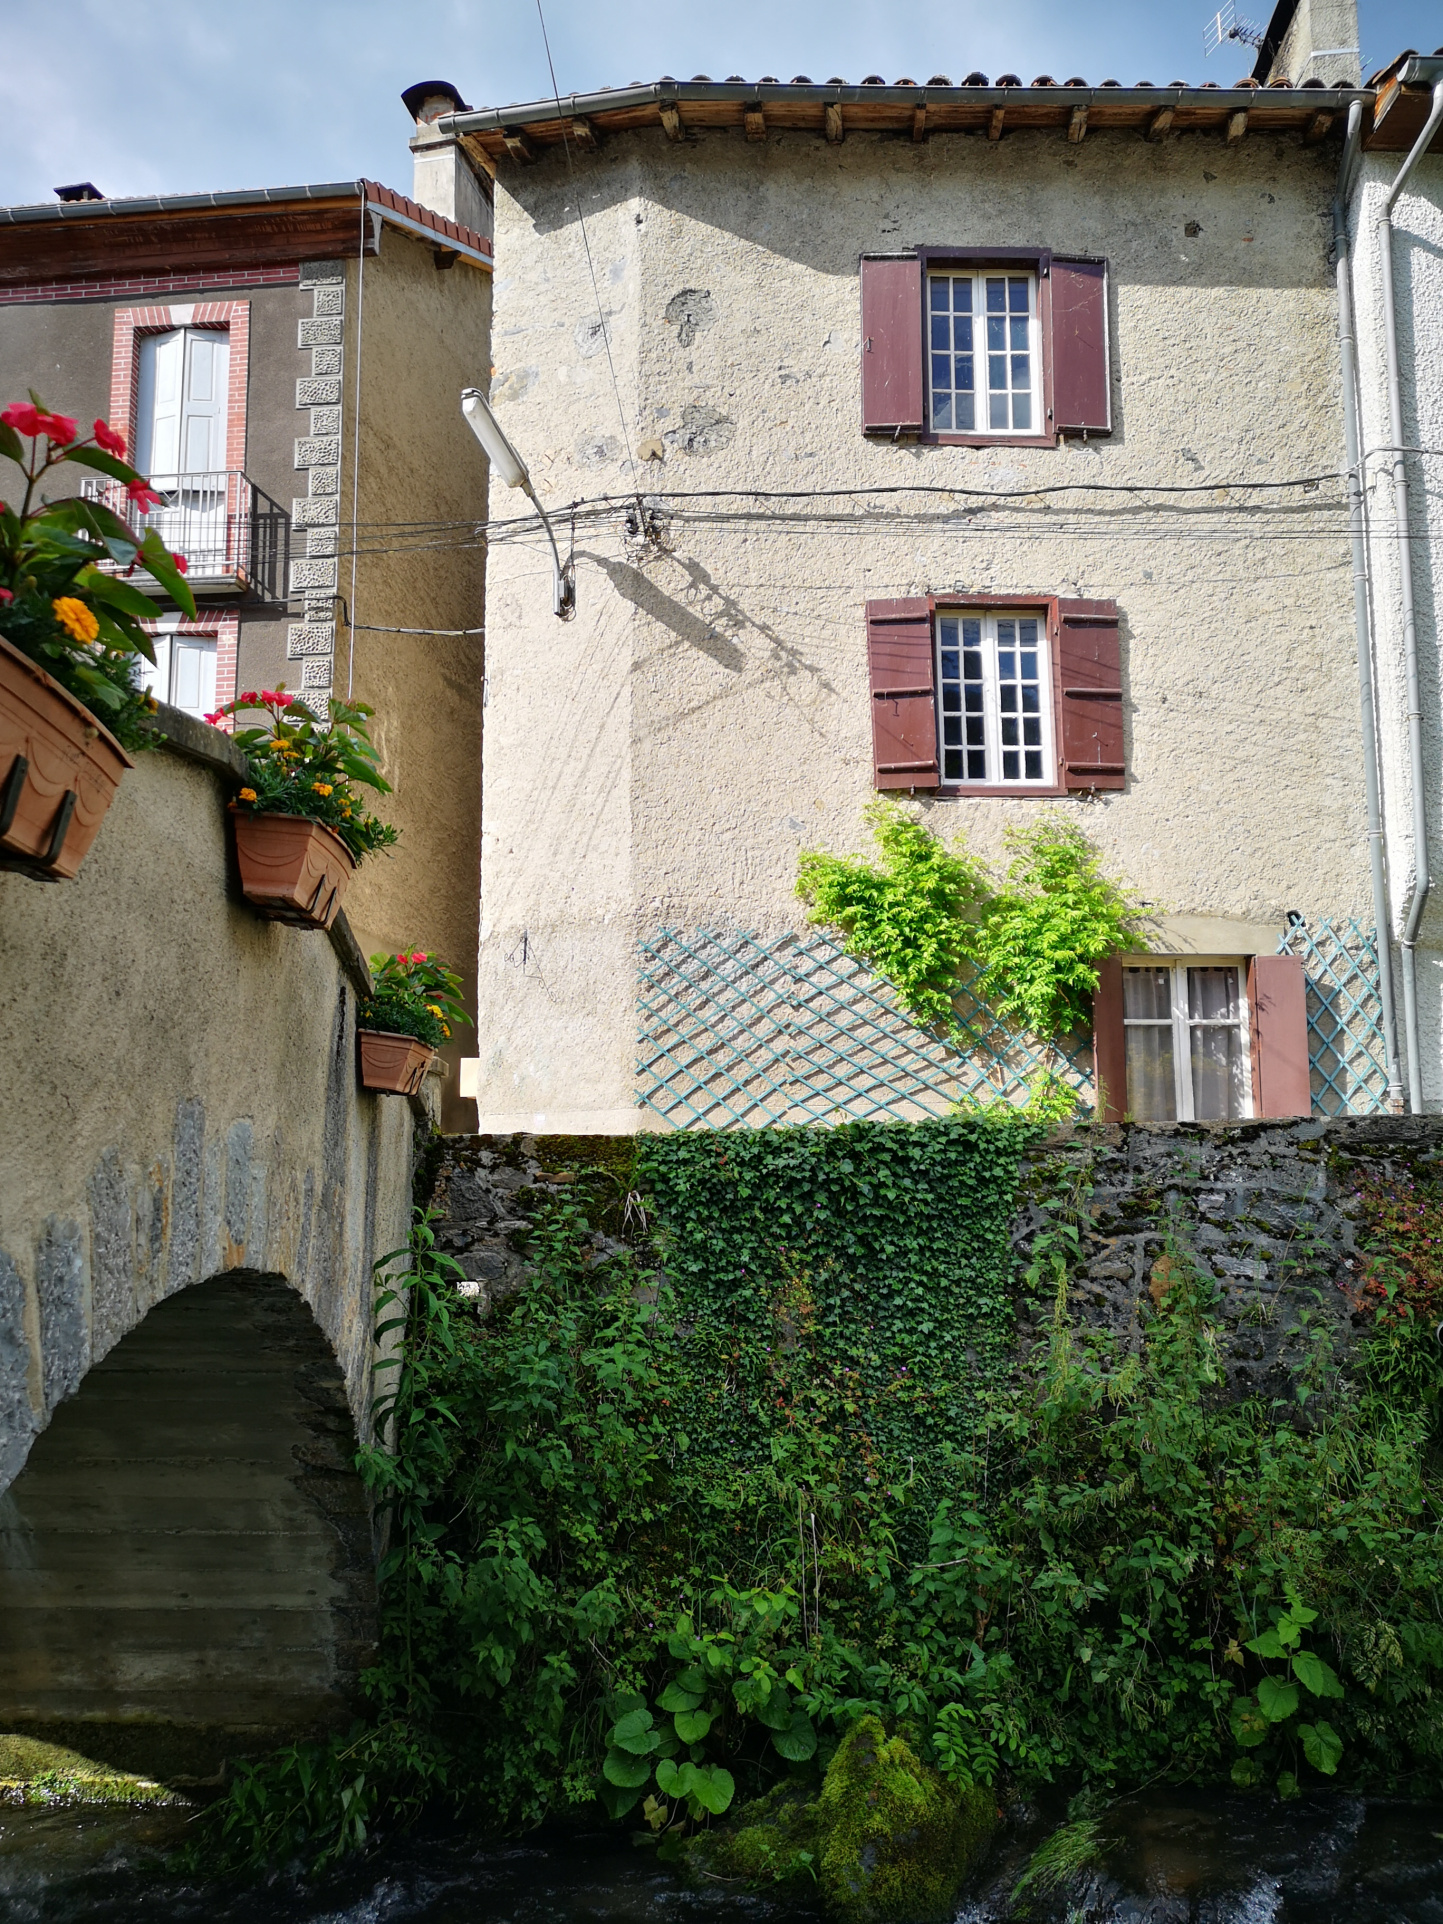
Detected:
left=1333, top=101, right=1404, bottom=1109
left=1378, top=69, right=1443, bottom=1111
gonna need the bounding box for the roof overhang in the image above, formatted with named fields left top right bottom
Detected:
left=0, top=180, right=490, bottom=290
left=1366, top=51, right=1443, bottom=152
left=438, top=77, right=1367, bottom=165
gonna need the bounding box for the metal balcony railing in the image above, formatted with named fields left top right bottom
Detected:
left=82, top=470, right=289, bottom=600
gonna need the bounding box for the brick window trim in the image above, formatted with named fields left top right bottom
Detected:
left=141, top=611, right=239, bottom=717
left=0, top=264, right=300, bottom=308
left=109, top=300, right=250, bottom=475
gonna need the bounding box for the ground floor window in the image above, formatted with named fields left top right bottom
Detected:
left=138, top=624, right=218, bottom=720
left=1122, top=959, right=1251, bottom=1122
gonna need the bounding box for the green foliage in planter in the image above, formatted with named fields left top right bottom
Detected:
left=192, top=1129, right=1443, bottom=1878
left=796, top=801, right=1141, bottom=1046
left=1, top=393, right=196, bottom=750
left=218, top=686, right=398, bottom=861
left=360, top=950, right=470, bottom=1049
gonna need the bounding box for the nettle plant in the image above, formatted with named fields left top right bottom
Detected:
left=796, top=801, right=1140, bottom=1068
left=1228, top=1596, right=1346, bottom=1796
left=215, top=686, right=399, bottom=862
left=0, top=395, right=195, bottom=748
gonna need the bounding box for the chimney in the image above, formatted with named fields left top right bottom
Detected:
left=401, top=81, right=493, bottom=242
left=1253, top=0, right=1361, bottom=87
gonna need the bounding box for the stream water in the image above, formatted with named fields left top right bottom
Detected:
left=1, top=1789, right=1439, bottom=1924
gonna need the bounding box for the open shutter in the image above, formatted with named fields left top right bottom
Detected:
left=860, top=256, right=924, bottom=435
left=1091, top=953, right=1127, bottom=1123
left=1050, top=257, right=1111, bottom=436
left=866, top=597, right=938, bottom=790
left=1248, top=954, right=1311, bottom=1118
left=1056, top=599, right=1124, bottom=791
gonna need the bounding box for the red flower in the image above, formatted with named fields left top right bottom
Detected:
left=0, top=586, right=12, bottom=605
left=261, top=688, right=283, bottom=704
left=93, top=419, right=126, bottom=457
left=39, top=412, right=78, bottom=446
left=411, top=951, right=428, bottom=963
left=239, top=690, right=259, bottom=705
left=171, top=551, right=188, bottom=574
left=125, top=479, right=163, bottom=512
left=1, top=402, right=44, bottom=436
left=204, top=711, right=222, bottom=724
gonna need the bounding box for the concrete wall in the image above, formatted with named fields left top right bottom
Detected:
left=0, top=723, right=418, bottom=1490
left=1349, top=153, right=1443, bottom=1102
left=476, top=124, right=1364, bottom=1130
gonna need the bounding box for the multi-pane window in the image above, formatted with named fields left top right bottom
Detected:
left=1122, top=962, right=1251, bottom=1122
left=138, top=624, right=217, bottom=721
left=927, top=271, right=1037, bottom=435
left=936, top=611, right=1051, bottom=785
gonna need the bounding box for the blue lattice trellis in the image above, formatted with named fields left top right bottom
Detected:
left=637, top=928, right=1092, bottom=1129
left=1276, top=917, right=1390, bottom=1116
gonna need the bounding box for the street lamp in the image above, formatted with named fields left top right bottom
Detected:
left=460, top=386, right=574, bottom=618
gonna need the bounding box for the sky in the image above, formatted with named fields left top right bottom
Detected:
left=0, top=0, right=1437, bottom=207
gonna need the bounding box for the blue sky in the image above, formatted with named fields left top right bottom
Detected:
left=0, top=0, right=1436, bottom=206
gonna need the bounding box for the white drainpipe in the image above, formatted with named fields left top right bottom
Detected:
left=1376, top=64, right=1443, bottom=1111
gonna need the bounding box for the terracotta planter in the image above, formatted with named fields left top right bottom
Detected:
left=231, top=808, right=354, bottom=929
left=0, top=634, right=134, bottom=881
left=358, top=1028, right=435, bottom=1095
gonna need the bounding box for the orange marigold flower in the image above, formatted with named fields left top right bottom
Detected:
left=425, top=1004, right=442, bottom=1018
left=239, top=787, right=257, bottom=802
left=312, top=781, right=333, bottom=796
left=52, top=596, right=99, bottom=643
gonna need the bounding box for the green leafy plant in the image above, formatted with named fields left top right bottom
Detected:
left=215, top=685, right=399, bottom=861
left=797, top=802, right=1140, bottom=1052
left=1, top=393, right=196, bottom=749
left=360, top=950, right=470, bottom=1049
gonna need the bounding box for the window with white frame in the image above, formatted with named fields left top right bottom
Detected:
left=137, top=620, right=217, bottom=720
left=1122, top=960, right=1251, bottom=1123
left=936, top=609, right=1052, bottom=785
left=927, top=269, right=1038, bottom=435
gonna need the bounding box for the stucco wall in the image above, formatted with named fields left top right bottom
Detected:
left=0, top=726, right=417, bottom=1496
left=1349, top=152, right=1443, bottom=1103
left=476, top=124, right=1363, bottom=1130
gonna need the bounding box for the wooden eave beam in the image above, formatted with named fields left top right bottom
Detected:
left=912, top=103, right=928, bottom=142
left=502, top=128, right=536, bottom=162
left=988, top=107, right=1005, bottom=141
left=744, top=102, right=766, bottom=141
left=660, top=101, right=682, bottom=140
left=0, top=200, right=373, bottom=286
left=1304, top=109, right=1334, bottom=144
left=1067, top=103, right=1088, bottom=143
left=1146, top=105, right=1175, bottom=141
left=1226, top=109, right=1249, bottom=143
left=824, top=101, right=844, bottom=142
left=568, top=116, right=599, bottom=150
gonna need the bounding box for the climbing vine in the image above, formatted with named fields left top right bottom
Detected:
left=795, top=801, right=1141, bottom=1045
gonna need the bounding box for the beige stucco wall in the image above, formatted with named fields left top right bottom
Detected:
left=0, top=735, right=417, bottom=1494
left=476, top=123, right=1363, bottom=1130
left=340, top=230, right=489, bottom=1128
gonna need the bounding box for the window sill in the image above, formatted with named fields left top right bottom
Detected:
left=936, top=782, right=1070, bottom=800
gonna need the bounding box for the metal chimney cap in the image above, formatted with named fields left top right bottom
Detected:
left=54, top=182, right=103, bottom=202
left=401, top=80, right=472, bottom=122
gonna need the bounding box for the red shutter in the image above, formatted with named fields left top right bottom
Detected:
left=1056, top=599, right=1124, bottom=791
left=865, top=597, right=938, bottom=790
left=1248, top=954, right=1312, bottom=1118
left=1091, top=953, right=1127, bottom=1123
left=860, top=256, right=923, bottom=435
left=1050, top=257, right=1111, bottom=436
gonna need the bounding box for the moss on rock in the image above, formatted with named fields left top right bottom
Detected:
left=682, top=1781, right=821, bottom=1888
left=0, top=1733, right=186, bottom=1807
left=816, top=1717, right=996, bottom=1924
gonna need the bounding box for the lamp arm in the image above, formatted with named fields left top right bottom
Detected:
left=521, top=480, right=575, bottom=620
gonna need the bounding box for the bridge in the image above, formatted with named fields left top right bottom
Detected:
left=0, top=712, right=427, bottom=1781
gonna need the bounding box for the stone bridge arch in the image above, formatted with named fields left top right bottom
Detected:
left=0, top=1268, right=378, bottom=1782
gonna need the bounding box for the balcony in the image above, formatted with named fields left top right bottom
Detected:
left=82, top=471, right=289, bottom=601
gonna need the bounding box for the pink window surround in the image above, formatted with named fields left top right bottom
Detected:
left=140, top=611, right=239, bottom=718
left=108, top=300, right=249, bottom=476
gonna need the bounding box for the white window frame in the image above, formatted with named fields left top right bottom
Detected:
left=1121, top=957, right=1254, bottom=1123
left=137, top=615, right=218, bottom=721
left=926, top=267, right=1040, bottom=438
left=935, top=608, right=1055, bottom=788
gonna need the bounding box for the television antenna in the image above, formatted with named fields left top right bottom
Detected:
left=1204, top=0, right=1265, bottom=57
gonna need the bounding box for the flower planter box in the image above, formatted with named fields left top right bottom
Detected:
left=230, top=808, right=354, bottom=929
left=0, top=634, right=134, bottom=881
left=358, top=1028, right=436, bottom=1095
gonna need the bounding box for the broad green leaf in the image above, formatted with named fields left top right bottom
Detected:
left=1230, top=1696, right=1269, bottom=1748
left=135, top=532, right=196, bottom=616
left=1275, top=1771, right=1300, bottom=1801
left=1291, top=1650, right=1344, bottom=1700
left=689, top=1765, right=735, bottom=1816
left=772, top=1711, right=818, bottom=1763
left=61, top=445, right=140, bottom=484
left=1230, top=1756, right=1263, bottom=1788
left=1298, top=1720, right=1343, bottom=1776
left=82, top=569, right=161, bottom=623
left=754, top=1687, right=792, bottom=1731
left=611, top=1707, right=659, bottom=1755
left=1283, top=1602, right=1318, bottom=1627
left=0, top=422, right=23, bottom=465
left=597, top=1777, right=647, bottom=1818
left=658, top=1681, right=704, bottom=1714
left=1257, top=1676, right=1299, bottom=1723
left=1275, top=1619, right=1303, bottom=1650
left=1245, top=1629, right=1286, bottom=1659
left=655, top=1758, right=697, bottom=1800
left=602, top=1747, right=653, bottom=1789
left=673, top=1707, right=713, bottom=1743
